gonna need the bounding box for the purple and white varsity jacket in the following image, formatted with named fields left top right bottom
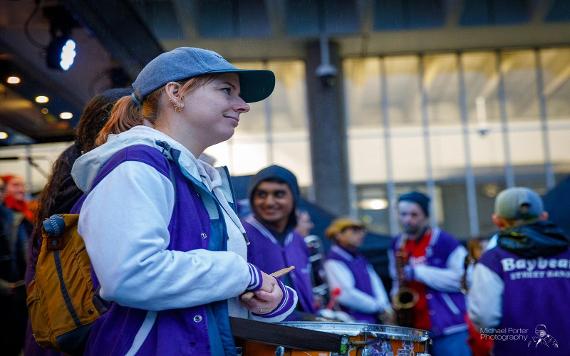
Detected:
left=389, top=228, right=468, bottom=337
left=324, top=245, right=392, bottom=323
left=469, top=246, right=570, bottom=355
left=71, top=126, right=296, bottom=355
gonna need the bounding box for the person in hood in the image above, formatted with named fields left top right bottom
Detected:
left=468, top=187, right=570, bottom=355
left=242, top=165, right=316, bottom=319
left=71, top=47, right=297, bottom=356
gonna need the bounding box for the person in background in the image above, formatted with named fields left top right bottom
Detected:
left=295, top=210, right=314, bottom=237
left=243, top=165, right=317, bottom=319
left=469, top=187, right=570, bottom=355
left=389, top=191, right=470, bottom=356
left=24, top=87, right=131, bottom=355
left=323, top=217, right=393, bottom=324
left=0, top=174, right=32, bottom=355
left=70, top=47, right=297, bottom=355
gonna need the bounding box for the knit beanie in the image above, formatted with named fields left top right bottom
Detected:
left=398, top=191, right=430, bottom=217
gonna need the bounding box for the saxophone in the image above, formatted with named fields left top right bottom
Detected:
left=393, top=235, right=419, bottom=327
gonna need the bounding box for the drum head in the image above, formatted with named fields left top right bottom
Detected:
left=278, top=322, right=430, bottom=343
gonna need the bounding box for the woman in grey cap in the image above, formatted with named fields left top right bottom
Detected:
left=70, top=47, right=297, bottom=355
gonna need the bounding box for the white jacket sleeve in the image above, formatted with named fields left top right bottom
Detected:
left=413, top=246, right=467, bottom=292
left=79, top=161, right=252, bottom=311
left=468, top=263, right=503, bottom=329
left=324, top=260, right=383, bottom=313
left=368, top=265, right=393, bottom=313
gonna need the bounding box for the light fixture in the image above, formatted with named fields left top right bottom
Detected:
left=35, top=96, right=49, bottom=104
left=44, top=5, right=78, bottom=71
left=40, top=108, right=49, bottom=114
left=0, top=132, right=8, bottom=140
left=6, top=76, right=21, bottom=84
left=59, top=112, right=73, bottom=120
left=47, top=37, right=76, bottom=71
left=358, top=198, right=388, bottom=210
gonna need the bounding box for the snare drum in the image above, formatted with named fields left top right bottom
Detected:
left=239, top=322, right=430, bottom=356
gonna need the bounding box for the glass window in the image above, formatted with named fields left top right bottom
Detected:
left=461, top=52, right=501, bottom=126
left=385, top=56, right=421, bottom=127
left=356, top=184, right=390, bottom=235
left=540, top=48, right=570, bottom=120
left=344, top=57, right=382, bottom=128
left=422, top=54, right=460, bottom=125
left=267, top=60, right=308, bottom=132
left=501, top=50, right=540, bottom=122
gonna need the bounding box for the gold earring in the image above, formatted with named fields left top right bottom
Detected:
left=169, top=98, right=183, bottom=112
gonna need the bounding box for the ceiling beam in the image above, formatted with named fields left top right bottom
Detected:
left=63, top=0, right=164, bottom=79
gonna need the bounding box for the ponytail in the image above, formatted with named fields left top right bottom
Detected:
left=96, top=96, right=141, bottom=146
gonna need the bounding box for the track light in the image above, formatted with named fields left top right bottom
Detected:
left=47, top=36, right=76, bottom=71
left=44, top=5, right=78, bottom=71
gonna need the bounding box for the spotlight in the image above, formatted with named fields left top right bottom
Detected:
left=0, top=132, right=8, bottom=140
left=47, top=36, right=76, bottom=71
left=44, top=5, right=79, bottom=71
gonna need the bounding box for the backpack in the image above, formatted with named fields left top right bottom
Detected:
left=27, top=213, right=108, bottom=354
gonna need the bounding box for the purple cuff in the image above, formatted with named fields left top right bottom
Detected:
left=253, top=279, right=296, bottom=318
left=246, top=263, right=263, bottom=292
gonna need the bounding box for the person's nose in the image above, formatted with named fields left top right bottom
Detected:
left=234, top=97, right=250, bottom=113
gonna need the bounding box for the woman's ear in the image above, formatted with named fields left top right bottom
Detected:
left=164, top=82, right=183, bottom=101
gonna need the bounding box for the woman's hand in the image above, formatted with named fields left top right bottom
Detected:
left=240, top=272, right=283, bottom=315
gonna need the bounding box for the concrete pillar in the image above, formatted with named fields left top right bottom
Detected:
left=305, top=40, right=350, bottom=217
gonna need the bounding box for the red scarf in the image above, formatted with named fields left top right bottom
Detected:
left=4, top=195, right=34, bottom=222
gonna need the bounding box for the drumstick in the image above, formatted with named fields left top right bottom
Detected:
left=241, top=266, right=295, bottom=302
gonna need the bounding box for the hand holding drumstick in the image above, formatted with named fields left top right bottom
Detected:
left=240, top=266, right=295, bottom=314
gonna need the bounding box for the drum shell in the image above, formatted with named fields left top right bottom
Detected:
left=237, top=322, right=430, bottom=356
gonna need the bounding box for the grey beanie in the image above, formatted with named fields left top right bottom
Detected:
left=131, top=47, right=275, bottom=104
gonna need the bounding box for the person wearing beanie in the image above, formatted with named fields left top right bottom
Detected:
left=469, top=187, right=570, bottom=355
left=242, top=165, right=317, bottom=319
left=323, top=218, right=393, bottom=324
left=68, top=47, right=296, bottom=355
left=389, top=191, right=470, bottom=356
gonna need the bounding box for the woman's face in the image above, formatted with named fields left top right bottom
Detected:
left=179, top=73, right=250, bottom=149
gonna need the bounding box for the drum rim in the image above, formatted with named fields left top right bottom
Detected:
left=278, top=322, right=430, bottom=342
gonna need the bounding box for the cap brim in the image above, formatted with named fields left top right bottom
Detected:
left=209, top=69, right=275, bottom=103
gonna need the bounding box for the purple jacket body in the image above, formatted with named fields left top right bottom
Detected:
left=326, top=245, right=377, bottom=323
left=243, top=217, right=315, bottom=317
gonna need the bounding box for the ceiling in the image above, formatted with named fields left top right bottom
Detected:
left=0, top=0, right=568, bottom=145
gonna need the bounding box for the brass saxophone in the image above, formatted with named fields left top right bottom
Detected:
left=393, top=236, right=419, bottom=327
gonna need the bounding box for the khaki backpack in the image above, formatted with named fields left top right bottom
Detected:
left=27, top=214, right=108, bottom=354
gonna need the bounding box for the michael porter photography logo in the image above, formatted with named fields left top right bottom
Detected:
left=480, top=324, right=560, bottom=350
